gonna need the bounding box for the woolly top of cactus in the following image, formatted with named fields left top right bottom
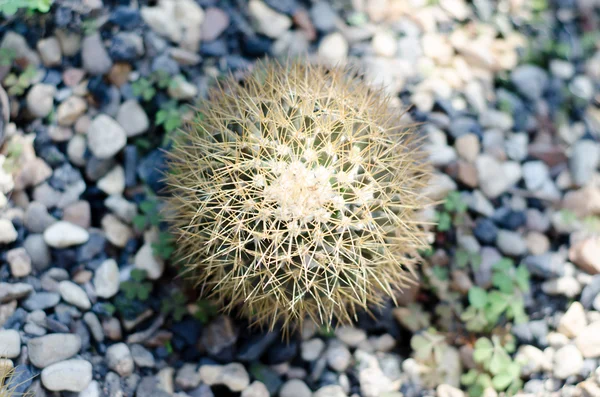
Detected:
left=166, top=60, right=431, bottom=331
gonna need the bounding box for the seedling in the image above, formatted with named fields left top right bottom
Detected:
left=120, top=269, right=152, bottom=301
left=3, top=65, right=37, bottom=96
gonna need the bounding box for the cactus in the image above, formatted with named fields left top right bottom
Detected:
left=165, top=60, right=432, bottom=330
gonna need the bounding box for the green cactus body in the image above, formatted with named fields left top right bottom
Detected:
left=166, top=60, right=431, bottom=330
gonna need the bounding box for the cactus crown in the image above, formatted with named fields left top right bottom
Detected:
left=166, top=60, right=431, bottom=331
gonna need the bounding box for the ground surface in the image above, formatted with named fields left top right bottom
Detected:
left=1, top=0, right=600, bottom=396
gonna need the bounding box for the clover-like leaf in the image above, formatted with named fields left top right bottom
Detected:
left=468, top=287, right=488, bottom=309
left=473, top=337, right=493, bottom=363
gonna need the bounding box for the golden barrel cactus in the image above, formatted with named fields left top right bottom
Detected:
left=166, top=60, right=431, bottom=330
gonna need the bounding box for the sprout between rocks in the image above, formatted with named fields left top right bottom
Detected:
left=166, top=60, right=432, bottom=331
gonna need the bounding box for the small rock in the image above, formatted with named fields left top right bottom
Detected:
left=0, top=282, right=33, bottom=303
left=0, top=329, right=20, bottom=358
left=167, top=75, right=198, bottom=100
left=241, top=381, right=269, bottom=397
left=102, top=214, right=133, bottom=248
left=558, top=302, right=587, bottom=338
left=335, top=327, right=367, bottom=347
left=476, top=155, right=517, bottom=199
left=455, top=134, right=479, bottom=163
left=496, top=229, right=527, bottom=256
left=107, top=343, right=135, bottom=376
left=199, top=363, right=250, bottom=392
left=26, top=84, right=56, bottom=118
left=511, top=65, right=548, bottom=100
left=41, top=359, right=92, bottom=392
left=97, top=165, right=125, bottom=196
left=553, top=344, right=583, bottom=379
left=84, top=312, right=104, bottom=343
left=575, top=321, right=600, bottom=358
left=7, top=247, right=32, bottom=277
left=515, top=345, right=551, bottom=376
left=542, top=277, right=581, bottom=298
left=57, top=96, right=87, bottom=127
left=550, top=59, right=575, bottom=79
left=43, top=221, right=89, bottom=248
left=82, top=33, right=113, bottom=75
left=55, top=29, right=81, bottom=57
left=88, top=115, right=127, bottom=159
left=318, top=33, right=348, bottom=65
left=134, top=242, right=164, bottom=279
left=0, top=219, right=17, bottom=244
left=201, top=8, right=230, bottom=41
left=104, top=195, right=138, bottom=223
left=37, top=37, right=62, bottom=67
left=314, top=385, right=347, bottom=397
left=522, top=161, right=549, bottom=191
left=437, top=384, right=465, bottom=397
left=59, top=280, right=91, bottom=310
left=94, top=259, right=120, bottom=299
left=175, top=363, right=201, bottom=389
left=0, top=31, right=40, bottom=66
left=62, top=200, right=91, bottom=229
left=27, top=333, right=82, bottom=368
left=310, top=2, right=337, bottom=32
left=301, top=338, right=325, bottom=361
left=372, top=31, right=397, bottom=58
left=569, top=236, right=600, bottom=274
left=570, top=140, right=600, bottom=186
left=249, top=0, right=292, bottom=39
left=325, top=341, right=351, bottom=372
left=116, top=100, right=149, bottom=137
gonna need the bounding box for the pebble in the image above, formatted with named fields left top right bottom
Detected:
left=558, top=302, right=587, bottom=338
left=0, top=31, right=40, bottom=66
left=199, top=363, right=250, bottom=392
left=59, top=280, right=91, bottom=310
left=542, top=277, right=581, bottom=298
left=25, top=202, right=56, bottom=233
left=372, top=31, right=397, bottom=57
left=314, top=385, right=347, bottom=397
left=575, top=321, right=600, bottom=358
left=176, top=363, right=201, bottom=389
left=476, top=155, right=513, bottom=198
left=570, top=140, right=600, bottom=186
left=550, top=59, right=575, bottom=79
left=84, top=312, right=104, bottom=342
left=455, top=134, right=479, bottom=163
left=63, top=200, right=91, bottom=229
left=201, top=8, right=230, bottom=41
left=0, top=329, right=20, bottom=358
left=301, top=338, right=325, bottom=361
left=6, top=248, right=31, bottom=277
left=553, top=344, right=583, bottom=379
left=57, top=96, right=87, bottom=127
left=310, top=2, right=337, bottom=32
left=116, top=100, right=149, bottom=137
left=318, top=33, right=348, bottom=65
left=88, top=115, right=127, bottom=159
left=82, top=33, right=113, bottom=75
left=241, top=381, right=270, bottom=397
left=94, top=259, right=120, bottom=298
left=97, top=165, right=125, bottom=196
left=26, top=84, right=56, bottom=118
left=496, top=229, right=527, bottom=256
left=249, top=0, right=292, bottom=39
left=134, top=242, right=165, bottom=279
left=0, top=282, right=33, bottom=303
left=27, top=333, right=82, bottom=368
left=22, top=292, right=60, bottom=311
left=335, top=327, right=367, bottom=347
left=437, top=384, right=466, bottom=397
left=41, top=359, right=93, bottom=392
left=569, top=237, right=600, bottom=274
left=280, top=379, right=312, bottom=397
left=0, top=219, right=17, bottom=244
left=511, top=64, right=548, bottom=100
left=522, top=161, right=549, bottom=191
left=102, top=213, right=133, bottom=248
left=37, top=37, right=62, bottom=67
left=43, top=221, right=89, bottom=248
left=325, top=341, right=352, bottom=372
left=131, top=344, right=155, bottom=368
left=515, top=345, right=551, bottom=375
left=107, top=343, right=135, bottom=376
left=167, top=75, right=198, bottom=100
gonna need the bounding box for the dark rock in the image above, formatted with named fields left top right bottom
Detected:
left=151, top=54, right=180, bottom=76
left=202, top=316, right=238, bottom=356
left=170, top=318, right=203, bottom=346
left=494, top=209, right=526, bottom=230
left=6, top=365, right=33, bottom=394
left=124, top=145, right=138, bottom=187
left=189, top=384, right=215, bottom=397
left=473, top=218, right=498, bottom=244
left=52, top=248, right=78, bottom=270
left=54, top=6, right=73, bottom=27
left=110, top=6, right=142, bottom=30
left=267, top=338, right=298, bottom=364
left=237, top=331, right=279, bottom=361
left=88, top=76, right=113, bottom=107
left=110, top=34, right=139, bottom=61
left=144, top=32, right=168, bottom=57
left=137, top=149, right=167, bottom=193
left=43, top=69, right=63, bottom=86
left=137, top=376, right=171, bottom=397
left=39, top=145, right=67, bottom=167
left=86, top=156, right=116, bottom=181
left=200, top=40, right=228, bottom=57
left=241, top=35, right=272, bottom=57
left=249, top=363, right=283, bottom=395
left=49, top=163, right=82, bottom=191
left=4, top=308, right=27, bottom=330
left=523, top=254, right=565, bottom=278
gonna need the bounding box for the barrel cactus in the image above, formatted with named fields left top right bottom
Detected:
left=166, top=60, right=431, bottom=330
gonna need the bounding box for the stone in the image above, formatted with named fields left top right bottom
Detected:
left=335, top=327, right=367, bottom=347
left=542, top=277, right=581, bottom=298
left=27, top=333, right=81, bottom=368
left=0, top=219, right=17, bottom=244
left=107, top=343, right=134, bottom=376
left=553, top=345, right=583, bottom=379
left=134, top=242, right=164, bottom=279
left=569, top=237, right=600, bottom=274
left=43, top=221, right=89, bottom=248
left=199, top=363, right=250, bottom=392
left=318, top=32, right=348, bottom=65
left=437, top=384, right=465, bottom=397
left=476, top=155, right=519, bottom=199
left=325, top=341, right=351, bottom=371
left=558, top=302, right=587, bottom=338
left=454, top=134, right=479, bottom=163
left=59, top=280, right=91, bottom=310
left=241, top=381, right=269, bottom=397
left=48, top=125, right=73, bottom=142
left=105, top=195, right=138, bottom=223
left=372, top=31, right=397, bottom=58
left=84, top=312, right=104, bottom=342
left=116, top=100, right=149, bottom=137
left=0, top=31, right=40, bottom=66
left=82, top=33, right=113, bottom=75
left=67, top=135, right=87, bottom=167
left=23, top=234, right=50, bottom=271
left=249, top=0, right=292, bottom=38
left=176, top=363, right=201, bottom=389
left=575, top=322, right=600, bottom=358
left=310, top=2, right=337, bottom=32
left=94, top=259, right=120, bottom=298
left=57, top=96, right=87, bottom=127
left=37, top=37, right=62, bottom=67
left=102, top=214, right=133, bottom=248
left=26, top=84, right=56, bottom=118
left=62, top=200, right=91, bottom=229
left=201, top=8, right=230, bottom=42
left=301, top=338, right=325, bottom=361
left=314, top=385, right=347, bottom=397
left=41, top=359, right=92, bottom=392
left=522, top=161, right=549, bottom=191
left=167, top=75, right=198, bottom=100
left=13, top=158, right=52, bottom=190
left=0, top=282, right=33, bottom=303
left=280, top=379, right=311, bottom=397
left=97, top=165, right=125, bottom=196
left=511, top=65, right=548, bottom=100
left=88, top=115, right=127, bottom=159
left=570, top=140, right=600, bottom=186
left=515, top=345, right=551, bottom=376
left=496, top=229, right=527, bottom=256
left=131, top=344, right=155, bottom=368
left=141, top=0, right=204, bottom=51
left=7, top=247, right=32, bottom=277
left=0, top=329, right=20, bottom=358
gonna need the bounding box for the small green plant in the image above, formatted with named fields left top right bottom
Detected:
left=394, top=303, right=431, bottom=332
left=454, top=248, right=482, bottom=271
left=461, top=336, right=523, bottom=396
left=81, top=18, right=99, bottom=36
left=411, top=328, right=461, bottom=388
left=156, top=101, right=184, bottom=134
left=435, top=191, right=467, bottom=232
left=0, top=48, right=17, bottom=67
left=152, top=231, right=175, bottom=260
left=132, top=196, right=162, bottom=230
left=193, top=300, right=218, bottom=324
left=1, top=140, right=23, bottom=173
left=131, top=77, right=156, bottom=102
left=161, top=291, right=188, bottom=322
left=120, top=269, right=152, bottom=301
left=3, top=65, right=37, bottom=96
left=0, top=0, right=52, bottom=15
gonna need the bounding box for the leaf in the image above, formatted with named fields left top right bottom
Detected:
left=468, top=287, right=488, bottom=309
left=132, top=215, right=147, bottom=230
left=455, top=249, right=469, bottom=268
left=489, top=348, right=512, bottom=375
left=493, top=258, right=514, bottom=271
left=410, top=334, right=432, bottom=360
left=139, top=200, right=155, bottom=214
left=473, top=338, right=493, bottom=363
left=130, top=269, right=147, bottom=282
left=515, top=265, right=530, bottom=292
left=436, top=212, right=451, bottom=231
left=431, top=266, right=449, bottom=281
left=492, top=272, right=514, bottom=294
left=137, top=283, right=151, bottom=301
left=461, top=369, right=479, bottom=386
